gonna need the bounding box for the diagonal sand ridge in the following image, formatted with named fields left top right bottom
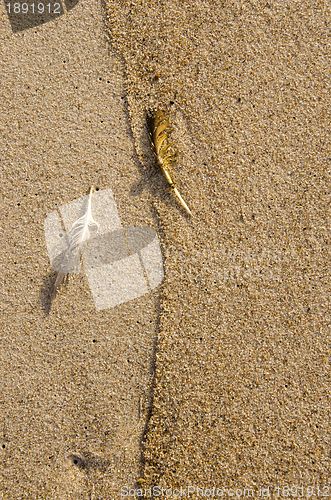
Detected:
left=1, top=0, right=330, bottom=496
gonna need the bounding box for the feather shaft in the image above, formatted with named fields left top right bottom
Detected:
left=173, top=187, right=192, bottom=216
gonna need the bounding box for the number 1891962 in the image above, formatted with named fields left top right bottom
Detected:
left=6, top=2, right=61, bottom=14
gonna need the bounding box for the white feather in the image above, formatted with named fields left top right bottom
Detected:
left=51, top=187, right=99, bottom=299
left=64, top=186, right=99, bottom=272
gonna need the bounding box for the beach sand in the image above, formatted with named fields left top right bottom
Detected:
left=1, top=0, right=330, bottom=497
left=1, top=1, right=159, bottom=497
left=105, top=0, right=330, bottom=493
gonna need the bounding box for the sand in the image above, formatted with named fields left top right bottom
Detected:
left=1, top=0, right=330, bottom=497
left=1, top=1, right=157, bottom=497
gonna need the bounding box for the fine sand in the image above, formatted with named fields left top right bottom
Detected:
left=1, top=0, right=330, bottom=497
left=1, top=1, right=157, bottom=497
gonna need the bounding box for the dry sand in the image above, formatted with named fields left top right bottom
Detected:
left=1, top=1, right=158, bottom=497
left=1, top=0, right=330, bottom=498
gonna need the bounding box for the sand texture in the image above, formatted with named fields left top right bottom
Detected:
left=1, top=1, right=158, bottom=497
left=105, top=0, right=330, bottom=493
left=1, top=0, right=330, bottom=497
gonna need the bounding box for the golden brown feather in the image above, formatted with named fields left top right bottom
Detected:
left=149, top=110, right=191, bottom=216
